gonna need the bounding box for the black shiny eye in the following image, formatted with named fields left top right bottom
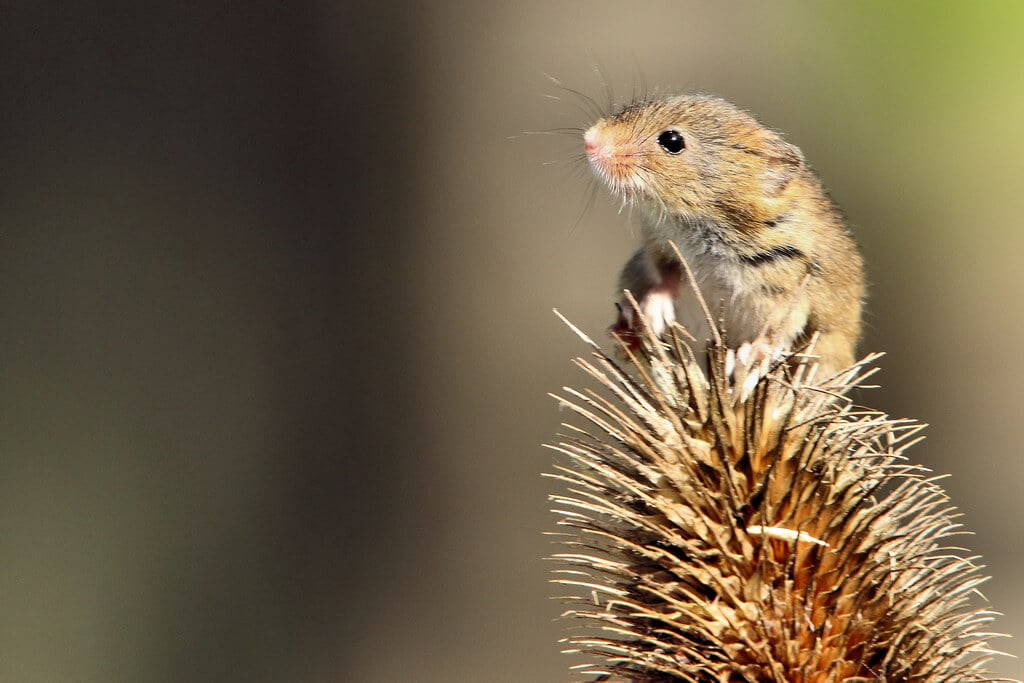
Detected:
left=657, top=130, right=685, bottom=154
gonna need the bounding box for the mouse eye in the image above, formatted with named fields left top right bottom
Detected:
left=657, top=130, right=685, bottom=154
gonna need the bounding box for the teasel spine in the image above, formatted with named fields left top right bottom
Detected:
left=545, top=293, right=1014, bottom=682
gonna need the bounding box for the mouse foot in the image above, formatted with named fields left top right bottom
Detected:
left=728, top=338, right=784, bottom=399
left=736, top=339, right=778, bottom=367
left=609, top=289, right=676, bottom=353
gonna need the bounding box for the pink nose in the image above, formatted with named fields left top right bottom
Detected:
left=583, top=128, right=600, bottom=155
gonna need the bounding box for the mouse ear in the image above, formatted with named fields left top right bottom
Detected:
left=760, top=136, right=804, bottom=196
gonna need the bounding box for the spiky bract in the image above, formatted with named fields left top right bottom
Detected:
left=547, top=318, right=1009, bottom=682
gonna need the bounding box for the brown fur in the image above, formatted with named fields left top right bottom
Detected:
left=585, top=95, right=864, bottom=377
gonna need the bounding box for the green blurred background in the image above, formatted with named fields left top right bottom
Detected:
left=1, top=2, right=1022, bottom=681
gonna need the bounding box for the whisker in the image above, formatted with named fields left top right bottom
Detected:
left=516, top=127, right=587, bottom=139
left=543, top=73, right=606, bottom=123
left=569, top=177, right=601, bottom=237
left=590, top=60, right=615, bottom=116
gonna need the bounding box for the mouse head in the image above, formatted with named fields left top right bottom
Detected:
left=584, top=95, right=804, bottom=229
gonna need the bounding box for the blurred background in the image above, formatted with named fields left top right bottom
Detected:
left=0, top=1, right=1022, bottom=681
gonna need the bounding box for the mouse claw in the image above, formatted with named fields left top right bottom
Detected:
left=731, top=338, right=785, bottom=398
left=609, top=289, right=677, bottom=354
left=610, top=302, right=643, bottom=354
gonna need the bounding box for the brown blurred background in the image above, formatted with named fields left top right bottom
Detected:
left=0, top=2, right=1022, bottom=681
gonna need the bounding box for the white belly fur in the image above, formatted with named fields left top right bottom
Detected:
left=671, top=236, right=810, bottom=351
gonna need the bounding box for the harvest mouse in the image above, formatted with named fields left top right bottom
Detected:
left=584, top=94, right=864, bottom=378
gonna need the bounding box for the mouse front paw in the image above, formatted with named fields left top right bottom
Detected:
left=609, top=289, right=677, bottom=351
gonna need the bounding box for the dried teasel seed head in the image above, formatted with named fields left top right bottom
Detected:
left=546, top=310, right=1014, bottom=683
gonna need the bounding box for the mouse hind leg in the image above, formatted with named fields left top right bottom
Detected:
left=798, top=326, right=857, bottom=380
